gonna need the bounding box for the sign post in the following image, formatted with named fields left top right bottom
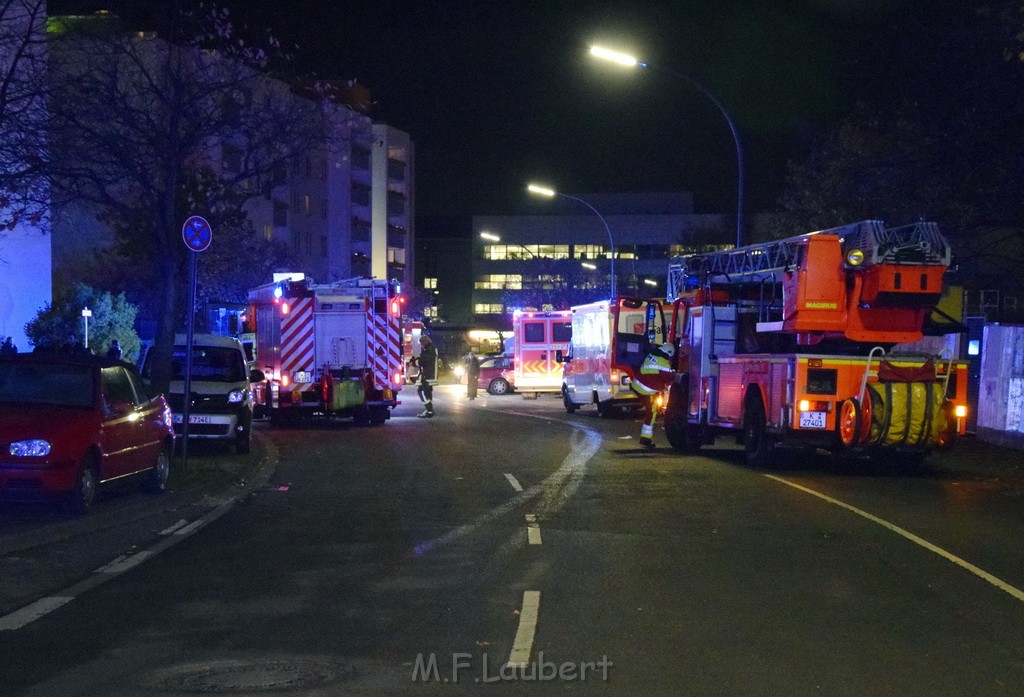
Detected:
left=81, top=307, right=92, bottom=349
left=181, top=215, right=213, bottom=463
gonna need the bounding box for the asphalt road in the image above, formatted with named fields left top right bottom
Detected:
left=1, top=384, right=1023, bottom=696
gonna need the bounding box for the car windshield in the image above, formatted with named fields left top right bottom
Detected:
left=0, top=361, right=94, bottom=408
left=144, top=346, right=246, bottom=383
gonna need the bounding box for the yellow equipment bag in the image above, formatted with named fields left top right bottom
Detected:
left=329, top=378, right=365, bottom=411
left=866, top=381, right=949, bottom=447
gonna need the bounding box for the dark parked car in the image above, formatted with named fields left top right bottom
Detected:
left=0, top=354, right=175, bottom=513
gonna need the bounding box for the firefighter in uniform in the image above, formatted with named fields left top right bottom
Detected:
left=630, top=342, right=675, bottom=449
left=416, top=335, right=439, bottom=418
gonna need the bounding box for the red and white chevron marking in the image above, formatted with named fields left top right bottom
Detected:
left=280, top=297, right=315, bottom=380
left=366, top=307, right=402, bottom=390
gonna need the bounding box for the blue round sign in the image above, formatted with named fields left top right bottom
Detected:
left=182, top=215, right=213, bottom=252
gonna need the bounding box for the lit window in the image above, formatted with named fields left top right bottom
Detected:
left=474, top=303, right=504, bottom=314
left=474, top=274, right=522, bottom=290
left=263, top=224, right=273, bottom=241
left=424, top=278, right=438, bottom=289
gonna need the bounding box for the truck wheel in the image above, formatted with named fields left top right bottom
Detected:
left=743, top=393, right=774, bottom=468
left=596, top=400, right=615, bottom=418
left=369, top=406, right=388, bottom=426
left=837, top=398, right=862, bottom=449
left=563, top=388, right=578, bottom=413
left=664, top=385, right=700, bottom=453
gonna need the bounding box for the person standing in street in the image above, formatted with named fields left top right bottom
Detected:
left=629, top=342, right=675, bottom=449
left=465, top=351, right=480, bottom=400
left=417, top=335, right=438, bottom=418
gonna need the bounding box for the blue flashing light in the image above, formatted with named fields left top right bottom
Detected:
left=273, top=285, right=283, bottom=299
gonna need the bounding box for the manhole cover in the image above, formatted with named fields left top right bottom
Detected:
left=147, top=658, right=352, bottom=693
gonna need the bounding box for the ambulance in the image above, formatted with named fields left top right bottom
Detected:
left=510, top=309, right=572, bottom=397
left=560, top=297, right=667, bottom=416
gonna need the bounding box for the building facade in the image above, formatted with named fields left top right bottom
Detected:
left=471, top=193, right=727, bottom=325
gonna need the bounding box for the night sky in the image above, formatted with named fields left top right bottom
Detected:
left=52, top=1, right=969, bottom=222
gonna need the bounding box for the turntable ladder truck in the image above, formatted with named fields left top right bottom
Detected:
left=661, top=220, right=969, bottom=466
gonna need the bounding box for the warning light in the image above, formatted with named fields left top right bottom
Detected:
left=954, top=405, right=967, bottom=418
left=274, top=285, right=283, bottom=299
left=390, top=299, right=400, bottom=316
left=281, top=302, right=290, bottom=315
left=281, top=373, right=291, bottom=387
left=393, top=372, right=402, bottom=385
left=799, top=400, right=810, bottom=411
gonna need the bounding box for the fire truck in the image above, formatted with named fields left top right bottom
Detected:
left=660, top=220, right=969, bottom=466
left=247, top=276, right=404, bottom=426
left=510, top=309, right=572, bottom=397
left=560, top=297, right=666, bottom=415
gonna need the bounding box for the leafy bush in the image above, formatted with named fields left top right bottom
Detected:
left=25, top=284, right=140, bottom=360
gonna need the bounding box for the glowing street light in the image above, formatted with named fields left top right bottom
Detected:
left=581, top=262, right=597, bottom=270
left=527, top=182, right=616, bottom=299
left=643, top=278, right=657, bottom=287
left=590, top=44, right=746, bottom=248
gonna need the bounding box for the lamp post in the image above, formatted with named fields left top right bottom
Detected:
left=527, top=184, right=616, bottom=299
left=590, top=45, right=745, bottom=248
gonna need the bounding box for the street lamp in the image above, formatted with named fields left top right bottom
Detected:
left=527, top=183, right=616, bottom=299
left=589, top=45, right=745, bottom=248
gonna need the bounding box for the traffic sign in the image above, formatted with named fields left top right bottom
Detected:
left=182, top=215, right=213, bottom=252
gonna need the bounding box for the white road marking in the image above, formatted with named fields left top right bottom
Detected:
left=95, top=551, right=155, bottom=575
left=159, top=519, right=188, bottom=535
left=525, top=514, right=542, bottom=545
left=174, top=519, right=206, bottom=536
left=0, top=597, right=73, bottom=631
left=765, top=475, right=1024, bottom=604
left=504, top=473, right=524, bottom=492
left=507, top=591, right=541, bottom=668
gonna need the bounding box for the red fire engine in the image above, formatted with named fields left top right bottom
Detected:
left=661, top=220, right=969, bottom=465
left=247, top=276, right=404, bottom=426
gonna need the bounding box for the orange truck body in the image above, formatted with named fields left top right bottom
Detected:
left=661, top=220, right=969, bottom=464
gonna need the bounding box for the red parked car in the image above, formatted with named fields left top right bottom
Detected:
left=459, top=354, right=515, bottom=395
left=0, top=353, right=175, bottom=514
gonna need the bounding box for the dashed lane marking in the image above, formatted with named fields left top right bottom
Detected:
left=159, top=519, right=188, bottom=535
left=504, top=473, right=524, bottom=492
left=507, top=591, right=541, bottom=668
left=765, top=474, right=1024, bottom=604
left=525, top=514, right=542, bottom=545
left=0, top=597, right=73, bottom=631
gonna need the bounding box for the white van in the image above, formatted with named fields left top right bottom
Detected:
left=141, top=334, right=262, bottom=453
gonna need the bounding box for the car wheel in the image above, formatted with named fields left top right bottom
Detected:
left=488, top=378, right=510, bottom=396
left=67, top=455, right=98, bottom=515
left=145, top=447, right=171, bottom=494
left=234, top=429, right=252, bottom=455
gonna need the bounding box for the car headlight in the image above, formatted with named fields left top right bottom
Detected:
left=10, top=439, right=52, bottom=457
left=228, top=390, right=246, bottom=403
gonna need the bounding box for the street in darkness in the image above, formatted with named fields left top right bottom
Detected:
left=0, top=385, right=1023, bottom=695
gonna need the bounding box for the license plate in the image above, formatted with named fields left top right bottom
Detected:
left=799, top=411, right=827, bottom=429
left=294, top=371, right=312, bottom=383
left=172, top=414, right=214, bottom=425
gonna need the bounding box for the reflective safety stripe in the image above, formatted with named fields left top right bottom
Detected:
left=641, top=423, right=653, bottom=437
left=631, top=380, right=658, bottom=396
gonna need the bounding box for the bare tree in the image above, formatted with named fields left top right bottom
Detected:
left=0, top=0, right=48, bottom=231
left=45, top=4, right=330, bottom=392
